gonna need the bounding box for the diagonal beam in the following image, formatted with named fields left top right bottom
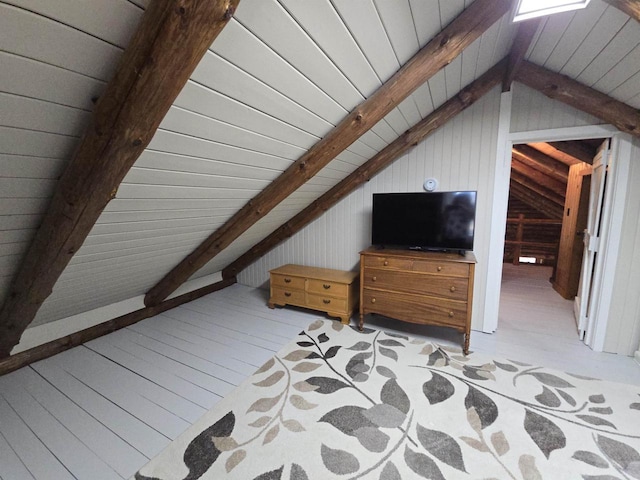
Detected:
left=511, top=145, right=569, bottom=183
left=509, top=181, right=564, bottom=219
left=514, top=61, right=640, bottom=138
left=144, top=0, right=513, bottom=306
left=528, top=142, right=583, bottom=166
left=548, top=141, right=595, bottom=164
left=511, top=160, right=567, bottom=199
left=0, top=0, right=239, bottom=358
left=602, top=0, right=640, bottom=21
left=502, top=18, right=541, bottom=92
left=222, top=60, right=507, bottom=279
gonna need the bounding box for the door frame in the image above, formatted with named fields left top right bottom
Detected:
left=483, top=90, right=630, bottom=352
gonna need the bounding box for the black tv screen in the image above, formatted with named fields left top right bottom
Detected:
left=371, top=191, right=476, bottom=252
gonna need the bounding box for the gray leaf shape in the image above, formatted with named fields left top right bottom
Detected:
left=524, top=409, right=566, bottom=459
left=325, top=345, right=341, bottom=359
left=253, top=466, right=284, bottom=480
left=378, top=339, right=405, bottom=347
left=631, top=403, right=640, bottom=410
left=385, top=332, right=409, bottom=340
left=321, top=444, right=360, bottom=475
left=589, top=407, right=613, bottom=415
left=320, top=405, right=376, bottom=436
left=183, top=411, right=235, bottom=480
left=518, top=454, right=542, bottom=480
left=381, top=379, right=410, bottom=415
left=427, top=349, right=448, bottom=366
left=346, top=352, right=373, bottom=380
left=494, top=361, right=518, bottom=372
left=557, top=389, right=577, bottom=407
left=290, top=463, right=309, bottom=480
left=416, top=424, right=466, bottom=472
left=535, top=386, right=561, bottom=407
left=253, top=371, right=285, bottom=387
left=256, top=358, right=275, bottom=374
left=423, top=372, right=455, bottom=405
left=247, top=393, right=283, bottom=413
left=379, top=346, right=398, bottom=361
left=589, top=394, right=606, bottom=404
left=464, top=386, right=498, bottom=429
left=582, top=476, right=624, bottom=480
left=529, top=372, right=574, bottom=389
left=348, top=341, right=371, bottom=351
left=363, top=404, right=406, bottom=428
left=380, top=461, right=401, bottom=480
left=596, top=435, right=640, bottom=472
left=576, top=415, right=617, bottom=429
left=404, top=446, right=445, bottom=480
left=306, top=376, right=350, bottom=394
left=376, top=366, right=397, bottom=379
left=318, top=333, right=329, bottom=343
left=572, top=451, right=609, bottom=468
left=354, top=426, right=390, bottom=453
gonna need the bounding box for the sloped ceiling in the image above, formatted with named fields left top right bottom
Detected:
left=1, top=0, right=639, bottom=334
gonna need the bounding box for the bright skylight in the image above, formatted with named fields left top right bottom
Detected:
left=513, top=0, right=591, bottom=22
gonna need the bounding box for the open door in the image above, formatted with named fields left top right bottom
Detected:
left=575, top=140, right=610, bottom=339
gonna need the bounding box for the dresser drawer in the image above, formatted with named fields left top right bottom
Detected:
left=306, top=293, right=347, bottom=312
left=271, top=273, right=305, bottom=291
left=362, top=255, right=469, bottom=277
left=363, top=268, right=468, bottom=301
left=362, top=255, right=413, bottom=270
left=270, top=287, right=305, bottom=306
left=362, top=288, right=467, bottom=329
left=307, top=279, right=348, bottom=298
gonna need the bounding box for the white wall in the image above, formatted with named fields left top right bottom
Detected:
left=239, top=87, right=503, bottom=332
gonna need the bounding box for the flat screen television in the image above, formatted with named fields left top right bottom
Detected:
left=371, top=191, right=476, bottom=252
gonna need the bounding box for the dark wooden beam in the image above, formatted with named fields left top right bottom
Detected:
left=0, top=277, right=236, bottom=377
left=511, top=158, right=567, bottom=198
left=145, top=0, right=513, bottom=306
left=511, top=171, right=565, bottom=207
left=602, top=0, right=640, bottom=21
left=512, top=145, right=569, bottom=182
left=509, top=181, right=564, bottom=219
left=548, top=141, right=596, bottom=164
left=528, top=142, right=583, bottom=166
left=503, top=18, right=541, bottom=92
left=222, top=60, right=507, bottom=279
left=0, top=0, right=239, bottom=358
left=515, top=61, right=640, bottom=138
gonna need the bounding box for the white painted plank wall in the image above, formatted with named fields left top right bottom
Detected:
left=238, top=88, right=503, bottom=332
left=604, top=139, right=640, bottom=355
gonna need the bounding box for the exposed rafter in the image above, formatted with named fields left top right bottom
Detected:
left=503, top=18, right=541, bottom=92
left=511, top=145, right=569, bottom=183
left=511, top=159, right=567, bottom=198
left=0, top=0, right=240, bottom=358
left=144, top=0, right=513, bottom=307
left=528, top=142, right=584, bottom=166
left=603, top=0, right=640, bottom=21
left=511, top=170, right=565, bottom=207
left=509, top=181, right=564, bottom=219
left=515, top=61, right=640, bottom=138
left=223, top=60, right=507, bottom=279
left=548, top=141, right=596, bottom=164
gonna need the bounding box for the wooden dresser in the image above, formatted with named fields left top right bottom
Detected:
left=359, top=248, right=476, bottom=353
left=268, top=264, right=359, bottom=324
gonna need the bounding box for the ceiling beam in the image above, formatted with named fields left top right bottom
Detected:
left=548, top=141, right=596, bottom=164
left=223, top=60, right=507, bottom=279
left=514, top=61, right=640, bottom=138
left=509, top=181, right=564, bottom=219
left=512, top=145, right=569, bottom=182
left=511, top=170, right=565, bottom=207
left=528, top=142, right=583, bottom=166
left=503, top=18, right=541, bottom=92
left=144, top=0, right=513, bottom=307
left=0, top=0, right=239, bottom=358
left=511, top=159, right=567, bottom=198
left=602, top=0, right=640, bottom=21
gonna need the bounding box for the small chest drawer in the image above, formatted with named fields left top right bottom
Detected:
left=307, top=279, right=348, bottom=298
left=363, top=254, right=469, bottom=277
left=270, top=286, right=305, bottom=306
left=270, top=273, right=305, bottom=290
left=363, top=268, right=468, bottom=301
left=306, top=293, right=347, bottom=312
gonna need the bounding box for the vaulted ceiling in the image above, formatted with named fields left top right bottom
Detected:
left=1, top=0, right=639, bottom=358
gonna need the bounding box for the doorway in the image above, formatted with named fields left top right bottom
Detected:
left=499, top=138, right=605, bottom=344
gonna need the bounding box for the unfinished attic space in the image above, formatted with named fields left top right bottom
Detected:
left=1, top=0, right=640, bottom=478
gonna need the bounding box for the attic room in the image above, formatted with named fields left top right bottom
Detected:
left=1, top=0, right=640, bottom=478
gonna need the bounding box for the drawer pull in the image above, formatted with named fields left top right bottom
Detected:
left=437, top=266, right=442, bottom=272
left=383, top=260, right=389, bottom=266
left=372, top=276, right=377, bottom=282
left=450, top=286, right=456, bottom=292
left=284, top=292, right=292, bottom=297
left=323, top=299, right=331, bottom=305
left=284, top=278, right=292, bottom=283
left=448, top=311, right=454, bottom=317
left=371, top=298, right=376, bottom=304
left=323, top=284, right=331, bottom=290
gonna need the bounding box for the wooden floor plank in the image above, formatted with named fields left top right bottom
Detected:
left=31, top=361, right=168, bottom=459
left=3, top=367, right=146, bottom=478
left=0, top=430, right=35, bottom=480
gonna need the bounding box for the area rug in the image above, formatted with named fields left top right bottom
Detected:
left=134, top=319, right=640, bottom=480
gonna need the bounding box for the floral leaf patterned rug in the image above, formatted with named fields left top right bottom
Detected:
left=134, top=319, right=640, bottom=480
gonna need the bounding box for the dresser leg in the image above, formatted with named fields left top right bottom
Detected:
left=463, top=332, right=470, bottom=355
left=358, top=314, right=364, bottom=331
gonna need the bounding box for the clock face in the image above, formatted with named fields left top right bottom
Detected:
left=424, top=178, right=438, bottom=192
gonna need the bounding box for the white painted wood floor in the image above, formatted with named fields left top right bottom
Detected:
left=1, top=267, right=638, bottom=479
